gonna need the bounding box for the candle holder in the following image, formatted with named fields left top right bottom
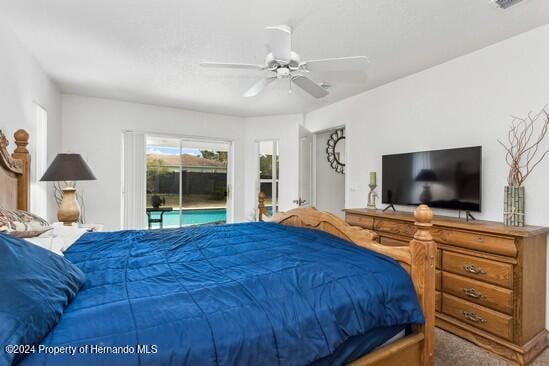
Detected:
left=367, top=184, right=378, bottom=209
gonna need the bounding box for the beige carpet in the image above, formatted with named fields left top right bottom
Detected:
left=435, top=328, right=549, bottom=365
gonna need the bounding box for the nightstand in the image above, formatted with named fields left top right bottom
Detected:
left=77, top=223, right=104, bottom=232
left=52, top=222, right=105, bottom=232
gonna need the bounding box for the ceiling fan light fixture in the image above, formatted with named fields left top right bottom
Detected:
left=200, top=24, right=368, bottom=99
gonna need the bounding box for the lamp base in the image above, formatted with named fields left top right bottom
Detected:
left=367, top=184, right=378, bottom=209
left=58, top=187, right=81, bottom=226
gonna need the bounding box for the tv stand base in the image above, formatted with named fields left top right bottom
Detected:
left=465, top=211, right=476, bottom=221
left=382, top=204, right=396, bottom=212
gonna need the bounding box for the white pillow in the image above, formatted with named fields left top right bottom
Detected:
left=25, top=223, right=89, bottom=255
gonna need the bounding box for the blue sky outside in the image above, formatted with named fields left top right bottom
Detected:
left=146, top=145, right=202, bottom=156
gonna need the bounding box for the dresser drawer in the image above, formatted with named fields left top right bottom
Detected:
left=442, top=272, right=513, bottom=315
left=435, top=291, right=441, bottom=312
left=346, top=214, right=374, bottom=229
left=373, top=219, right=416, bottom=237
left=436, top=249, right=441, bottom=269
left=436, top=270, right=441, bottom=291
left=442, top=251, right=513, bottom=289
left=432, top=229, right=516, bottom=257
left=442, top=294, right=513, bottom=341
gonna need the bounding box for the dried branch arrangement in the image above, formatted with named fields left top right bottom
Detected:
left=498, top=106, right=549, bottom=186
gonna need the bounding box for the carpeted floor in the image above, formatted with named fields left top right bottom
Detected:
left=435, top=328, right=549, bottom=365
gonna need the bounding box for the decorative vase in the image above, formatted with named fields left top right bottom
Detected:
left=503, top=186, right=525, bottom=227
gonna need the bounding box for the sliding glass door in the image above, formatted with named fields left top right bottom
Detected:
left=145, top=135, right=231, bottom=229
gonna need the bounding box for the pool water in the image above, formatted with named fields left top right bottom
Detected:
left=145, top=206, right=274, bottom=228
left=146, top=209, right=227, bottom=228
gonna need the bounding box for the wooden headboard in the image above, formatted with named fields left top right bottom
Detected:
left=0, top=129, right=30, bottom=210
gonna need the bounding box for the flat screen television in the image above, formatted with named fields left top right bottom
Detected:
left=382, top=146, right=481, bottom=212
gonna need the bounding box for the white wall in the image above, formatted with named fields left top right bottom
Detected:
left=0, top=24, right=62, bottom=222
left=304, top=24, right=549, bottom=326
left=243, top=114, right=302, bottom=220
left=315, top=129, right=345, bottom=218
left=305, top=24, right=549, bottom=223
left=61, top=95, right=247, bottom=230
left=61, top=96, right=305, bottom=229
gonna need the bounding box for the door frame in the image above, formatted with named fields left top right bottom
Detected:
left=311, top=124, right=347, bottom=209
left=142, top=131, right=235, bottom=224
left=298, top=126, right=313, bottom=208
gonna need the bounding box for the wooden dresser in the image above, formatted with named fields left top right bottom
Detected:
left=344, top=208, right=549, bottom=365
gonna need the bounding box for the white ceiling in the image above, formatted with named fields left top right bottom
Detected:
left=1, top=0, right=549, bottom=117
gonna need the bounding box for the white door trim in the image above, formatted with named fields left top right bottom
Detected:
left=312, top=124, right=346, bottom=210
left=298, top=126, right=313, bottom=208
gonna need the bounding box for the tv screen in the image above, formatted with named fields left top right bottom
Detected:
left=382, top=146, right=481, bottom=212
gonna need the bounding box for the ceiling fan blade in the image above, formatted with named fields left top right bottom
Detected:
left=265, top=25, right=292, bottom=62
left=303, top=56, right=368, bottom=72
left=243, top=77, right=277, bottom=97
left=292, top=75, right=328, bottom=98
left=200, top=62, right=264, bottom=70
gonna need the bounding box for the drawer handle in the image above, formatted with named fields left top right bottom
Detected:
left=462, top=311, right=487, bottom=324
left=462, top=288, right=487, bottom=300
left=463, top=264, right=486, bottom=275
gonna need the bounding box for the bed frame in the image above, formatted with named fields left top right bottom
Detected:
left=258, top=193, right=436, bottom=366
left=0, top=129, right=30, bottom=211
left=1, top=129, right=435, bottom=365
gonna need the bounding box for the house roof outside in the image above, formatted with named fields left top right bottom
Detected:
left=147, top=154, right=227, bottom=173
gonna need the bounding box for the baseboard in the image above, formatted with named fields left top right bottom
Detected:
left=436, top=314, right=548, bottom=365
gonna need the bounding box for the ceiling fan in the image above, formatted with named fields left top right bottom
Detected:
left=200, top=25, right=368, bottom=99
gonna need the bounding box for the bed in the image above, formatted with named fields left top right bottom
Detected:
left=0, top=129, right=436, bottom=366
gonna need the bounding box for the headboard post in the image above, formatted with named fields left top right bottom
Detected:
left=12, top=129, right=30, bottom=211
left=258, top=191, right=267, bottom=221
left=409, top=204, right=436, bottom=366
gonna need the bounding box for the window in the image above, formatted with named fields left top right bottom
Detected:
left=145, top=135, right=231, bottom=229
left=258, top=140, right=279, bottom=214
left=31, top=104, right=48, bottom=218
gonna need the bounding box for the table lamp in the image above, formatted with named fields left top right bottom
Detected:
left=414, top=168, right=437, bottom=204
left=40, top=153, right=96, bottom=225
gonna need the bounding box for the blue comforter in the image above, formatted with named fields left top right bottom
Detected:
left=20, top=222, right=423, bottom=366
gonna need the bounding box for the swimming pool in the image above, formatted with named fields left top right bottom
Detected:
left=146, top=206, right=274, bottom=228
left=146, top=208, right=227, bottom=228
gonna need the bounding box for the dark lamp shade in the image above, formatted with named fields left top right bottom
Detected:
left=40, top=154, right=96, bottom=182
left=414, top=169, right=437, bottom=182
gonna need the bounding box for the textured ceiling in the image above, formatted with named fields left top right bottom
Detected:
left=1, top=0, right=549, bottom=116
